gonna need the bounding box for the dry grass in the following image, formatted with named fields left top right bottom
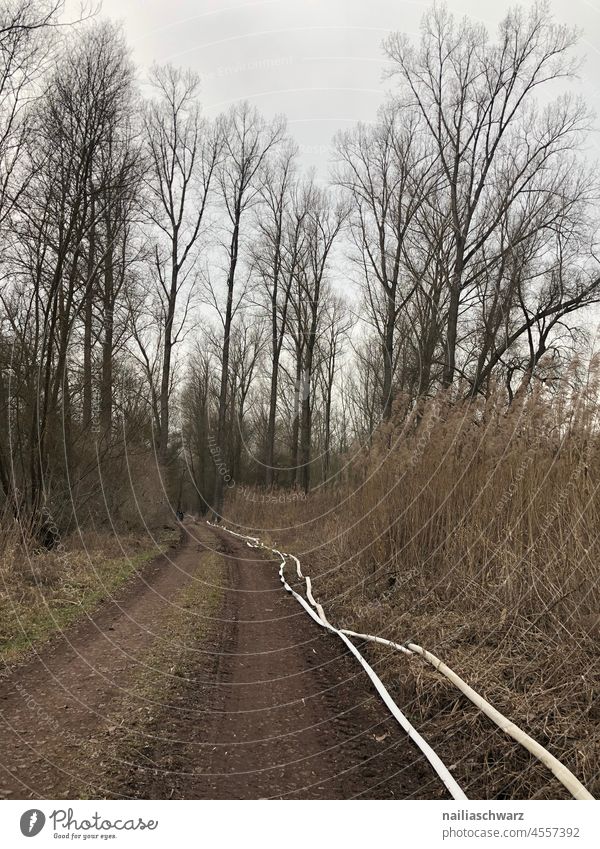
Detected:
left=227, top=367, right=600, bottom=799
left=0, top=522, right=180, bottom=664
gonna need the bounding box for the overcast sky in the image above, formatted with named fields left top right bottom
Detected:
left=70, top=0, right=600, bottom=172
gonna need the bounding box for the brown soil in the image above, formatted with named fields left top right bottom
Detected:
left=0, top=521, right=449, bottom=799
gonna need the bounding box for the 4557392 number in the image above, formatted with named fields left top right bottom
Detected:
left=529, top=827, right=580, bottom=838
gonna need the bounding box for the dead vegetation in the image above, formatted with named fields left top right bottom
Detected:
left=227, top=369, right=600, bottom=799
left=0, top=519, right=180, bottom=664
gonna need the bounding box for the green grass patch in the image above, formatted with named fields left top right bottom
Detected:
left=0, top=528, right=180, bottom=665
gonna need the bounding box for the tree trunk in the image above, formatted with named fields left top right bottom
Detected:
left=100, top=219, right=114, bottom=436
left=213, top=217, right=239, bottom=517
left=265, top=349, right=279, bottom=486
left=290, top=344, right=302, bottom=486
left=82, top=194, right=95, bottom=431
left=382, top=286, right=395, bottom=419
left=159, top=250, right=178, bottom=466
left=442, top=239, right=464, bottom=390
left=299, top=371, right=311, bottom=494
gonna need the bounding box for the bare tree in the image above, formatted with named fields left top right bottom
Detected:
left=0, top=20, right=138, bottom=523
left=315, top=293, right=351, bottom=480
left=385, top=2, right=589, bottom=389
left=251, top=140, right=299, bottom=485
left=0, top=1, right=71, bottom=227
left=288, top=181, right=346, bottom=493
left=180, top=334, right=218, bottom=512
left=144, top=63, right=220, bottom=464
left=335, top=102, right=433, bottom=417
left=227, top=315, right=267, bottom=482
left=211, top=101, right=284, bottom=516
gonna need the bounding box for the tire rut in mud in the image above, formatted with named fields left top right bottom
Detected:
left=113, top=526, right=447, bottom=799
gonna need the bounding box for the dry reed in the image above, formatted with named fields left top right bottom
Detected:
left=227, top=364, right=600, bottom=798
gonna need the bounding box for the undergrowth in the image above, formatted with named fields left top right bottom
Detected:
left=0, top=525, right=181, bottom=664
left=226, top=369, right=600, bottom=799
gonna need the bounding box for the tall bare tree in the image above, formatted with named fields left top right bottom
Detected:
left=289, top=182, right=346, bottom=493
left=144, top=63, right=220, bottom=464
left=384, top=2, right=589, bottom=389
left=211, top=101, right=283, bottom=516
left=251, top=140, right=300, bottom=485
left=335, top=103, right=432, bottom=417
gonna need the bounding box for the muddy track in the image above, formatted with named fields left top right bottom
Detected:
left=0, top=521, right=448, bottom=799
left=191, top=530, right=443, bottom=798
left=0, top=524, right=204, bottom=798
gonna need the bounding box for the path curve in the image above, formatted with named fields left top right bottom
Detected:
left=0, top=521, right=448, bottom=799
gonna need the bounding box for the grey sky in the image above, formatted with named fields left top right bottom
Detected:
left=75, top=0, right=600, bottom=171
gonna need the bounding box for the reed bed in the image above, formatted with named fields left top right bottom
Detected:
left=227, top=370, right=600, bottom=798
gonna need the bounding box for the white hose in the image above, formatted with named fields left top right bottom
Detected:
left=283, top=531, right=594, bottom=800
left=208, top=520, right=594, bottom=801
left=209, top=521, right=467, bottom=800
left=276, top=552, right=467, bottom=800
left=340, top=629, right=414, bottom=656
left=406, top=643, right=594, bottom=801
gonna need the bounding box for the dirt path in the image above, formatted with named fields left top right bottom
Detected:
left=112, top=525, right=445, bottom=799
left=0, top=521, right=447, bottom=799
left=0, top=523, right=210, bottom=798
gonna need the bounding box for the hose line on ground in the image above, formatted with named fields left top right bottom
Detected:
left=207, top=521, right=594, bottom=801
left=208, top=521, right=467, bottom=800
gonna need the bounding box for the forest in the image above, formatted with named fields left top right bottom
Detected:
left=1, top=0, right=599, bottom=534
left=0, top=0, right=599, bottom=803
